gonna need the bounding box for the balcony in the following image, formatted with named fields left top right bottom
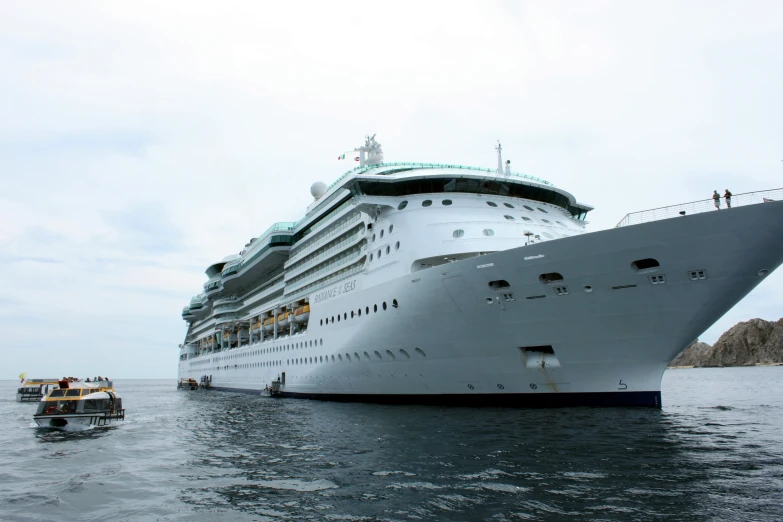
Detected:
left=213, top=295, right=238, bottom=306
left=214, top=303, right=242, bottom=314
left=221, top=262, right=240, bottom=278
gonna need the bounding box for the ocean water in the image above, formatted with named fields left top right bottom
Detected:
left=1, top=368, right=782, bottom=522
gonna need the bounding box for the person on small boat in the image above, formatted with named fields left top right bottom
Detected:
left=86, top=378, right=91, bottom=382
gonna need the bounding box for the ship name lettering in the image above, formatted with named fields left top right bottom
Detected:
left=313, top=279, right=357, bottom=303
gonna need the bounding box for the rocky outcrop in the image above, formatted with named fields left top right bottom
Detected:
left=669, top=340, right=713, bottom=367
left=701, top=318, right=783, bottom=367
left=668, top=318, right=783, bottom=367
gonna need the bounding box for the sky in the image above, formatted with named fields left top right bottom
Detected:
left=1, top=1, right=782, bottom=378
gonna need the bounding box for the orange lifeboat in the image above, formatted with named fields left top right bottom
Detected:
left=293, top=304, right=310, bottom=324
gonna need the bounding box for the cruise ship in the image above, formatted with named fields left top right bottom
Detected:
left=178, top=136, right=783, bottom=407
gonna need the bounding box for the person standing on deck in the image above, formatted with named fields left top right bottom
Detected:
left=713, top=190, right=721, bottom=209
left=724, top=189, right=732, bottom=208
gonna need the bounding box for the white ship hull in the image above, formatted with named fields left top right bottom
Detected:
left=179, top=200, right=783, bottom=407
left=33, top=413, right=124, bottom=428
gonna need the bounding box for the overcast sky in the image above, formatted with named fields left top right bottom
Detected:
left=1, top=1, right=782, bottom=379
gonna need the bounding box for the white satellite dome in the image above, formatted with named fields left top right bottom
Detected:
left=310, top=181, right=328, bottom=200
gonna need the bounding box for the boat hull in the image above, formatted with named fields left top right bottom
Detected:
left=16, top=393, right=43, bottom=402
left=180, top=200, right=783, bottom=407
left=33, top=412, right=125, bottom=428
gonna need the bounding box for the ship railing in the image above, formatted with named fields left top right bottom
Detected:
left=288, top=210, right=361, bottom=263
left=285, top=249, right=362, bottom=291
left=285, top=230, right=365, bottom=279
left=284, top=263, right=364, bottom=302
left=615, top=188, right=783, bottom=227
left=327, top=162, right=555, bottom=190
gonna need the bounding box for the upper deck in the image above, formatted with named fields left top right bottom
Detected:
left=616, top=188, right=783, bottom=227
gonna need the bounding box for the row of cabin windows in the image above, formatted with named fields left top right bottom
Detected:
left=216, top=339, right=324, bottom=360
left=371, top=224, right=394, bottom=242
left=454, top=228, right=556, bottom=239
left=289, top=347, right=424, bottom=365
left=321, top=299, right=399, bottom=326
left=397, top=198, right=570, bottom=225
left=369, top=241, right=400, bottom=262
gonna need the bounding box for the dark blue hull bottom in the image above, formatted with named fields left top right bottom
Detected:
left=207, top=387, right=662, bottom=408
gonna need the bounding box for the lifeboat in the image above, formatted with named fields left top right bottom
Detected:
left=33, top=380, right=125, bottom=428
left=251, top=320, right=262, bottom=334
left=263, top=317, right=275, bottom=332
left=277, top=311, right=291, bottom=328
left=293, top=304, right=310, bottom=324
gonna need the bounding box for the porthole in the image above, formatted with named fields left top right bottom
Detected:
left=398, top=201, right=408, bottom=210
left=331, top=355, right=335, bottom=362
left=556, top=221, right=565, bottom=226
left=320, top=339, right=323, bottom=346
left=351, top=310, right=354, bottom=318
left=482, top=229, right=495, bottom=237
left=369, top=253, right=373, bottom=262
left=504, top=215, right=515, bottom=221
left=392, top=299, right=398, bottom=308
left=378, top=249, right=382, bottom=258
left=415, top=347, right=427, bottom=358
left=344, top=312, right=347, bottom=320
left=422, top=200, right=432, bottom=207
left=442, top=199, right=452, bottom=206
left=583, top=285, right=593, bottom=293
left=325, top=318, right=328, bottom=325
left=386, top=246, right=390, bottom=255
left=363, top=351, right=371, bottom=361
left=331, top=316, right=334, bottom=323
left=486, top=201, right=498, bottom=207
left=386, top=350, right=396, bottom=360
left=374, top=304, right=378, bottom=313
left=521, top=216, right=532, bottom=221
left=320, top=319, right=323, bottom=325
left=504, top=203, right=514, bottom=208
left=337, top=315, right=340, bottom=322
left=320, top=356, right=323, bottom=363
left=399, top=349, right=410, bottom=359
left=389, top=224, right=394, bottom=234
left=542, top=219, right=551, bottom=224
left=355, top=352, right=360, bottom=360
left=523, top=205, right=534, bottom=211
left=537, top=207, right=549, bottom=213
left=366, top=306, right=370, bottom=314
left=372, top=233, right=376, bottom=242
left=395, top=241, right=400, bottom=250
left=338, top=354, right=343, bottom=361
left=346, top=354, right=351, bottom=361
left=358, top=309, right=362, bottom=316
left=383, top=301, right=387, bottom=310
left=374, top=351, right=382, bottom=360
left=380, top=230, right=384, bottom=239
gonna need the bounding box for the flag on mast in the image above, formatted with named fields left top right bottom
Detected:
left=338, top=153, right=346, bottom=160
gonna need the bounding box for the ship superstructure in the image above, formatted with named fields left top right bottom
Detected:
left=178, top=136, right=783, bottom=407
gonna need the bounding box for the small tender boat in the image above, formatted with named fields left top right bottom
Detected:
left=177, top=378, right=199, bottom=390
left=293, top=304, right=310, bottom=324
left=251, top=320, right=262, bottom=334
left=16, top=379, right=61, bottom=402
left=33, top=380, right=125, bottom=428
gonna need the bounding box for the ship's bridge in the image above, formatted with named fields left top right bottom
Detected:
left=336, top=162, right=592, bottom=221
